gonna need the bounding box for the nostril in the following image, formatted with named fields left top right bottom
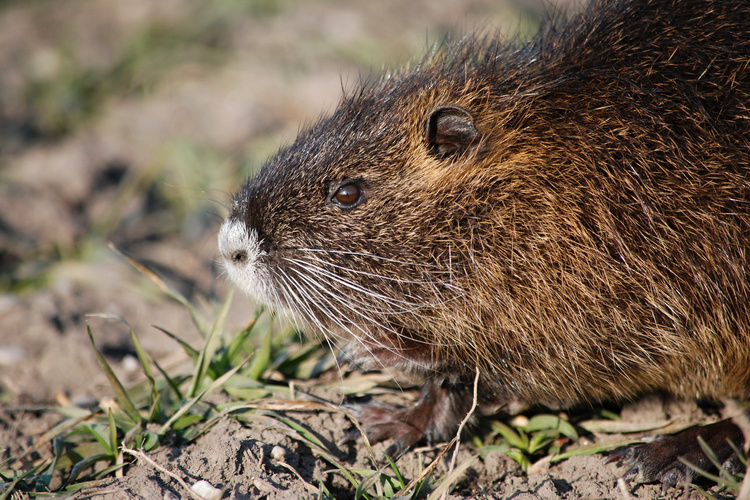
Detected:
left=231, top=250, right=248, bottom=264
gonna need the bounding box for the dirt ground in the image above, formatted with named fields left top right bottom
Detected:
left=0, top=0, right=739, bottom=498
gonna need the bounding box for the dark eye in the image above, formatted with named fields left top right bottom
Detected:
left=333, top=183, right=362, bottom=207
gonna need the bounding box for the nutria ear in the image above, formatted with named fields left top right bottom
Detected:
left=425, top=106, right=480, bottom=157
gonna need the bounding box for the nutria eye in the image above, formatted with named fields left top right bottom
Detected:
left=333, top=183, right=362, bottom=207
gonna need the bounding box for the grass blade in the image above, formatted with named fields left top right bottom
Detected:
left=491, top=421, right=526, bottom=449
left=526, top=414, right=578, bottom=440
left=187, top=287, right=234, bottom=398
left=129, top=329, right=162, bottom=422
left=385, top=454, right=406, bottom=488
left=271, top=413, right=360, bottom=489
left=130, top=330, right=157, bottom=397
left=224, top=307, right=264, bottom=366
left=550, top=439, right=636, bottom=463
left=153, top=326, right=200, bottom=360
left=246, top=316, right=272, bottom=381
left=426, top=456, right=475, bottom=500
left=87, top=326, right=141, bottom=424
left=152, top=358, right=184, bottom=401
left=62, top=453, right=113, bottom=489
left=158, top=353, right=252, bottom=435
left=109, top=409, right=119, bottom=464
left=0, top=463, right=44, bottom=500
left=37, top=436, right=64, bottom=488
left=82, top=424, right=113, bottom=456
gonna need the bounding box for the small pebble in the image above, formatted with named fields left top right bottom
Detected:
left=270, top=445, right=286, bottom=462
left=191, top=479, right=221, bottom=500
left=0, top=294, right=20, bottom=313
left=71, top=395, right=99, bottom=409
left=510, top=415, right=529, bottom=427
left=121, top=354, right=140, bottom=373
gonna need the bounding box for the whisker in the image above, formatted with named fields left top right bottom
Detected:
left=287, top=258, right=428, bottom=312
left=278, top=266, right=366, bottom=340
left=289, top=267, right=400, bottom=342
left=277, top=263, right=435, bottom=369
left=290, top=275, right=406, bottom=340
left=292, top=254, right=446, bottom=286
left=276, top=268, right=328, bottom=332
left=292, top=249, right=474, bottom=306
left=287, top=259, right=464, bottom=352
left=296, top=248, right=441, bottom=269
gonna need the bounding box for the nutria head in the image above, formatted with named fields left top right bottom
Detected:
left=219, top=60, right=510, bottom=370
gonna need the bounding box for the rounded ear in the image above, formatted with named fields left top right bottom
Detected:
left=425, top=106, right=480, bottom=157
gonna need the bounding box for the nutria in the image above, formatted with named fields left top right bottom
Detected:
left=218, top=0, right=750, bottom=488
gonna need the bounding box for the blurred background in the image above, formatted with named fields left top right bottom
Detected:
left=0, top=0, right=565, bottom=405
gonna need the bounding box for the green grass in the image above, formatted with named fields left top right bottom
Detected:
left=474, top=414, right=579, bottom=472
left=0, top=249, right=428, bottom=498
left=4, top=1, right=748, bottom=496
left=0, top=248, right=271, bottom=497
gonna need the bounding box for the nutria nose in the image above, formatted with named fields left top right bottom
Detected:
left=231, top=250, right=248, bottom=264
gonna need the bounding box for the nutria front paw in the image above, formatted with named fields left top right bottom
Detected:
left=607, top=419, right=744, bottom=491
left=341, top=377, right=476, bottom=457
left=341, top=400, right=429, bottom=457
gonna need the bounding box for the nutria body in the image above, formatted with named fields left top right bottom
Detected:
left=219, top=0, right=750, bottom=486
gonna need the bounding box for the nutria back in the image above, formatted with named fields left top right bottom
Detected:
left=220, top=0, right=750, bottom=429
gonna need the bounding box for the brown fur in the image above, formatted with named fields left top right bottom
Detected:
left=220, top=0, right=750, bottom=484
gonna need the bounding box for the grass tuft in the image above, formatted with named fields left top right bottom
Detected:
left=476, top=413, right=580, bottom=471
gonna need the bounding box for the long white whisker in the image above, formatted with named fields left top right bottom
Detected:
left=296, top=248, right=441, bottom=269
left=287, top=258, right=428, bottom=312
left=278, top=261, right=445, bottom=368
left=290, top=262, right=421, bottom=316
left=292, top=251, right=472, bottom=305
left=288, top=266, right=402, bottom=342
left=279, top=266, right=372, bottom=341
left=294, top=255, right=445, bottom=286
left=282, top=276, right=403, bottom=372
left=288, top=260, right=464, bottom=354
left=276, top=267, right=329, bottom=333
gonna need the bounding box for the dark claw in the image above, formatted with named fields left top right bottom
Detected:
left=384, top=441, right=409, bottom=459
left=623, top=465, right=639, bottom=478
left=604, top=444, right=635, bottom=465
left=661, top=469, right=680, bottom=493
